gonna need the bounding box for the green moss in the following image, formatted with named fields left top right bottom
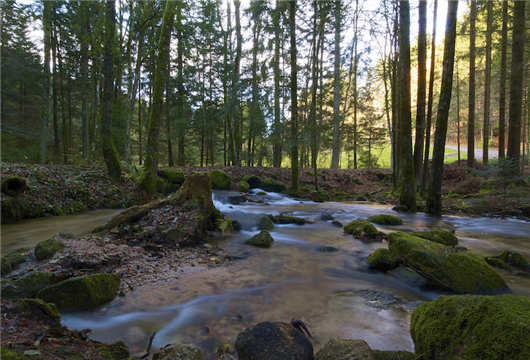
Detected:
left=1, top=248, right=28, bottom=275
left=344, top=220, right=378, bottom=237
left=412, top=230, right=458, bottom=246
left=246, top=231, right=274, bottom=248
left=15, top=298, right=61, bottom=326
left=242, top=175, right=262, bottom=189
left=209, top=170, right=232, bottom=190
left=261, top=177, right=286, bottom=192
left=331, top=220, right=343, bottom=227
left=372, top=350, right=416, bottom=360
left=136, top=167, right=157, bottom=195
left=258, top=216, right=274, bottom=230
left=98, top=341, right=130, bottom=360
left=411, top=295, right=530, bottom=360
left=34, top=238, right=64, bottom=260
left=268, top=214, right=307, bottom=225
left=1, top=196, right=25, bottom=223
left=367, top=249, right=398, bottom=271
left=388, top=232, right=508, bottom=294
left=316, top=339, right=373, bottom=360
left=484, top=256, right=511, bottom=270
left=2, top=271, right=53, bottom=299
left=216, top=216, right=233, bottom=233
left=356, top=195, right=368, bottom=201
left=238, top=180, right=250, bottom=193
left=38, top=273, right=120, bottom=311
left=368, top=214, right=403, bottom=225
left=158, top=168, right=185, bottom=184
left=156, top=177, right=168, bottom=194
left=0, top=348, right=26, bottom=360
left=310, top=190, right=330, bottom=202
left=496, top=250, right=528, bottom=268
left=1, top=176, right=28, bottom=196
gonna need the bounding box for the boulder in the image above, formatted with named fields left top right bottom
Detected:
left=261, top=177, right=287, bottom=193
left=492, top=250, right=528, bottom=269
left=242, top=175, right=262, bottom=189
left=258, top=215, right=274, bottom=230
left=411, top=294, right=530, bottom=360
left=1, top=176, right=28, bottom=196
left=209, top=170, right=232, bottom=190
left=320, top=212, right=334, bottom=221
left=316, top=338, right=373, bottom=360
left=158, top=168, right=186, bottom=185
left=366, top=249, right=398, bottom=271
left=235, top=322, right=314, bottom=360
left=1, top=248, right=28, bottom=275
left=310, top=190, right=330, bottom=203
left=411, top=230, right=458, bottom=246
left=269, top=214, right=307, bottom=225
left=246, top=231, right=274, bottom=248
left=153, top=344, right=202, bottom=360
left=371, top=350, right=416, bottom=360
left=2, top=271, right=53, bottom=299
left=388, top=232, right=508, bottom=294
left=35, top=237, right=64, bottom=260
left=238, top=180, right=250, bottom=193
left=368, top=214, right=403, bottom=226
left=232, top=220, right=242, bottom=231
left=98, top=341, right=130, bottom=359
left=1, top=195, right=25, bottom=224
left=344, top=220, right=377, bottom=236
left=331, top=220, right=343, bottom=227
left=38, top=273, right=120, bottom=310
left=15, top=298, right=61, bottom=327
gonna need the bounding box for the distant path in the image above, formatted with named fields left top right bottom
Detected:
left=445, top=144, right=499, bottom=160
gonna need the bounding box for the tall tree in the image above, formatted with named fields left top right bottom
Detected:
left=498, top=0, right=508, bottom=160
left=289, top=0, right=299, bottom=191
left=271, top=0, right=282, bottom=167
left=507, top=0, right=526, bottom=174
left=176, top=0, right=187, bottom=166
left=79, top=1, right=89, bottom=160
left=467, top=0, right=476, bottom=167
left=331, top=0, right=342, bottom=169
left=138, top=0, right=176, bottom=193
left=232, top=0, right=242, bottom=166
left=102, top=0, right=121, bottom=180
left=427, top=0, right=458, bottom=216
left=413, top=0, right=427, bottom=183
left=41, top=0, right=52, bottom=164
left=482, top=0, right=492, bottom=165
left=397, top=0, right=416, bottom=212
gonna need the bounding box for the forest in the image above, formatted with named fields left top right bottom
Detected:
left=1, top=1, right=530, bottom=359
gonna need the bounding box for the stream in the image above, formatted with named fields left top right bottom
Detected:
left=2, top=191, right=529, bottom=358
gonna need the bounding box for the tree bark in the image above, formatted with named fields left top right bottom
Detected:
left=483, top=0, right=492, bottom=165
left=289, top=0, right=299, bottom=191
left=331, top=0, right=342, bottom=169
left=413, top=0, right=427, bottom=182
left=41, top=0, right=52, bottom=164
left=498, top=0, right=508, bottom=160
left=80, top=1, right=89, bottom=160
left=467, top=0, right=476, bottom=167
left=427, top=0, right=458, bottom=216
left=272, top=0, right=282, bottom=167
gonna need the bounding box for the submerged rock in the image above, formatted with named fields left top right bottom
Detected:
left=387, top=266, right=428, bottom=289
left=490, top=250, right=528, bottom=269
left=388, top=232, right=508, bottom=294
left=209, top=170, right=232, bottom=190
left=368, top=214, right=403, bottom=226
left=366, top=249, right=398, bottom=271
left=153, top=343, right=202, bottom=360
left=411, top=230, right=458, bottom=246
left=316, top=338, right=373, bottom=360
left=317, top=246, right=339, bottom=253
left=344, top=220, right=377, bottom=237
left=34, top=237, right=65, bottom=260
left=331, top=220, right=343, bottom=227
left=258, top=215, right=275, bottom=230
left=411, top=294, right=530, bottom=360
left=371, top=350, right=416, bottom=360
left=235, top=322, right=314, bottom=360
left=38, top=273, right=120, bottom=310
left=246, top=231, right=274, bottom=248
left=268, top=214, right=308, bottom=225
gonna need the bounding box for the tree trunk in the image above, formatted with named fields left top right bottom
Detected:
left=427, top=0, right=458, bottom=216
left=102, top=0, right=121, bottom=180
left=176, top=0, right=187, bottom=166
left=467, top=0, right=476, bottom=167
left=456, top=60, right=461, bottom=165
left=413, top=0, right=427, bottom=183
left=499, top=0, right=508, bottom=160
left=483, top=0, right=492, bottom=165
left=41, top=0, right=52, bottom=164
left=397, top=0, right=416, bottom=212
left=166, top=61, right=174, bottom=167
left=80, top=1, right=89, bottom=160
left=233, top=0, right=242, bottom=166
left=507, top=0, right=526, bottom=174
left=272, top=0, right=282, bottom=167
left=289, top=0, right=299, bottom=192
left=51, top=14, right=59, bottom=161
left=331, top=0, right=342, bottom=169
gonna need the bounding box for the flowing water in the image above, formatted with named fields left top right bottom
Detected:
left=2, top=191, right=529, bottom=358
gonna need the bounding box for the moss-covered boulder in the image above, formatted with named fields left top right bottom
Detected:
left=216, top=216, right=233, bottom=233
left=232, top=220, right=242, bottom=231
left=1, top=176, right=28, bottom=196
left=97, top=341, right=130, bottom=360
left=411, top=295, right=530, bottom=360
left=268, top=214, right=307, bottom=225
left=246, top=231, right=274, bottom=248
left=15, top=298, right=61, bottom=327
left=332, top=220, right=343, bottom=227
left=258, top=215, right=274, bottom=230
left=261, top=177, right=286, bottom=193
left=371, top=350, right=416, bottom=360
left=388, top=232, right=508, bottom=294
left=344, top=220, right=378, bottom=237
left=158, top=168, right=186, bottom=185
left=1, top=195, right=25, bottom=223
left=411, top=230, right=458, bottom=246
left=209, top=170, right=232, bottom=190
left=2, top=271, right=53, bottom=299
left=366, top=249, right=398, bottom=272
left=238, top=180, right=250, bottom=193
left=153, top=344, right=202, bottom=360
left=310, top=190, right=330, bottom=203
left=316, top=338, right=373, bottom=360
left=1, top=248, right=28, bottom=275
left=368, top=214, right=403, bottom=226
left=38, top=273, right=120, bottom=311
left=34, top=237, right=64, bottom=260
left=242, top=175, right=262, bottom=189
left=493, top=250, right=528, bottom=269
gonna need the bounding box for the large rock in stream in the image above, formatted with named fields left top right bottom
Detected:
left=411, top=294, right=530, bottom=360
left=388, top=232, right=508, bottom=294
left=316, top=338, right=373, bottom=360
left=235, top=322, right=314, bottom=360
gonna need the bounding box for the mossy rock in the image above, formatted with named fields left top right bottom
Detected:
left=1, top=195, right=25, bottom=223
left=261, top=178, right=286, bottom=193
left=246, top=231, right=274, bottom=248
left=310, top=190, right=330, bottom=203
left=156, top=177, right=169, bottom=194
left=368, top=214, right=403, bottom=226
left=209, top=170, right=232, bottom=190
left=232, top=220, right=242, bottom=232
left=366, top=249, right=398, bottom=272
left=1, top=248, right=28, bottom=275
left=388, top=232, right=508, bottom=294
left=331, top=220, right=343, bottom=227
left=484, top=256, right=511, bottom=270
left=0, top=348, right=26, bottom=360
left=344, top=220, right=378, bottom=237
left=38, top=273, right=120, bottom=311
left=258, top=215, right=274, bottom=230
left=1, top=176, right=28, bottom=196
left=153, top=344, right=202, bottom=360
left=411, top=294, right=530, bottom=360
left=97, top=341, right=130, bottom=360
left=372, top=350, right=416, bottom=360
left=268, top=214, right=307, bottom=225
left=495, top=250, right=528, bottom=269
left=15, top=298, right=61, bottom=327
left=238, top=180, right=250, bottom=193
left=216, top=216, right=233, bottom=233
left=242, top=175, right=262, bottom=189
left=411, top=230, right=458, bottom=246
left=158, top=168, right=186, bottom=184
left=34, top=238, right=64, bottom=260
left=2, top=271, right=53, bottom=299
left=316, top=338, right=373, bottom=360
